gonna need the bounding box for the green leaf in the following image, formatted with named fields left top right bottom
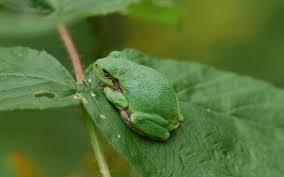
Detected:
left=82, top=49, right=284, bottom=177
left=0, top=0, right=138, bottom=35
left=0, top=47, right=79, bottom=111
left=127, top=0, right=182, bottom=26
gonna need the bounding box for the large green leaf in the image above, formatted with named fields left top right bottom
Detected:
left=82, top=49, right=284, bottom=177
left=0, top=0, right=137, bottom=35
left=0, top=47, right=79, bottom=111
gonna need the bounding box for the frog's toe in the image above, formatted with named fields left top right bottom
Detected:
left=179, top=114, right=184, bottom=122
left=168, top=121, right=180, bottom=131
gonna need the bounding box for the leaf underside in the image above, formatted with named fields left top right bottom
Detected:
left=83, top=49, right=284, bottom=177
left=0, top=0, right=138, bottom=35
left=0, top=47, right=79, bottom=111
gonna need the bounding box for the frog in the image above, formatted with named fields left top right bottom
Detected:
left=93, top=52, right=183, bottom=141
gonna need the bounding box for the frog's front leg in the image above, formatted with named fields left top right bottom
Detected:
left=130, top=112, right=170, bottom=141
left=104, top=87, right=128, bottom=108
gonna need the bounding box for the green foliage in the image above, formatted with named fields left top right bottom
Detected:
left=0, top=47, right=79, bottom=110
left=127, top=0, right=182, bottom=26
left=0, top=0, right=137, bottom=35
left=1, top=46, right=283, bottom=177
left=83, top=49, right=284, bottom=177
left=0, top=0, right=283, bottom=177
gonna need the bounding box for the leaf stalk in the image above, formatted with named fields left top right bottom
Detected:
left=83, top=113, right=112, bottom=177
left=58, top=24, right=112, bottom=177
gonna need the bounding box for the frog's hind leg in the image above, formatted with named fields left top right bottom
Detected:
left=130, top=112, right=170, bottom=141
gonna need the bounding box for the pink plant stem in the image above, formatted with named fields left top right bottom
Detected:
left=58, top=24, right=84, bottom=83
left=58, top=24, right=112, bottom=177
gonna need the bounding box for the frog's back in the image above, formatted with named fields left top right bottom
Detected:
left=107, top=58, right=180, bottom=127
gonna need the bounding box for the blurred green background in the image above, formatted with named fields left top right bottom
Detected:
left=0, top=0, right=284, bottom=176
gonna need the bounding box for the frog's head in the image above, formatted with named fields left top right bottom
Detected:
left=93, top=60, right=114, bottom=86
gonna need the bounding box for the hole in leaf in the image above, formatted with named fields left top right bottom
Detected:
left=34, top=92, right=56, bottom=99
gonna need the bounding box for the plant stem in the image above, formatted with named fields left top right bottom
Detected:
left=58, top=24, right=112, bottom=177
left=83, top=113, right=112, bottom=177
left=58, top=24, right=84, bottom=83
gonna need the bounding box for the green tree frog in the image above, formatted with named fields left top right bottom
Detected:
left=93, top=52, right=183, bottom=141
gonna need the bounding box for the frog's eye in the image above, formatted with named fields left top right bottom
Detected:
left=102, top=69, right=111, bottom=78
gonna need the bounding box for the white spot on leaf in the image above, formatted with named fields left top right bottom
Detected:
left=82, top=97, right=88, bottom=104
left=73, top=93, right=88, bottom=104
left=100, top=114, right=106, bottom=119
left=73, top=94, right=80, bottom=100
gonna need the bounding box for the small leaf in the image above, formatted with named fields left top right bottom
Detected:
left=82, top=49, right=284, bottom=177
left=0, top=47, right=79, bottom=111
left=127, top=0, right=183, bottom=26
left=0, top=0, right=138, bottom=35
